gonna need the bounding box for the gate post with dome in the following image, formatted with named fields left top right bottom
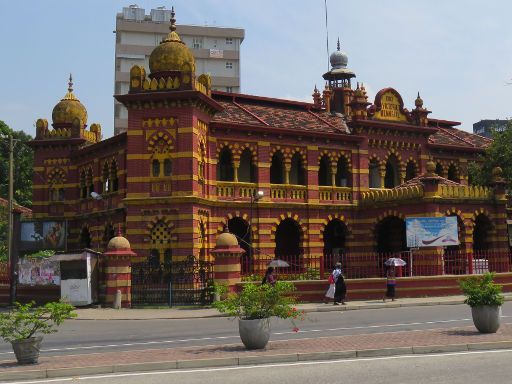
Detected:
left=212, top=232, right=245, bottom=292
left=102, top=229, right=136, bottom=308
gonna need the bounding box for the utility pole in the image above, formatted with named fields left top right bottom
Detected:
left=7, top=133, right=15, bottom=305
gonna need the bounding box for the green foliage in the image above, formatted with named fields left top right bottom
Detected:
left=468, top=121, right=512, bottom=189
left=25, top=249, right=55, bottom=259
left=0, top=120, right=34, bottom=208
left=213, top=281, right=300, bottom=320
left=459, top=272, right=505, bottom=307
left=0, top=301, right=76, bottom=342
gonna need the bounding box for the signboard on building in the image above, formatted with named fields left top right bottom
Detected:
left=406, top=217, right=459, bottom=248
left=209, top=49, right=224, bottom=58
left=19, top=221, right=67, bottom=251
left=374, top=89, right=408, bottom=122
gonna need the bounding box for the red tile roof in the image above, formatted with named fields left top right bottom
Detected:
left=212, top=92, right=349, bottom=134
left=0, top=197, right=32, bottom=216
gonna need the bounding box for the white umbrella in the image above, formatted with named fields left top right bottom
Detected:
left=268, top=259, right=290, bottom=267
left=384, top=258, right=406, bottom=267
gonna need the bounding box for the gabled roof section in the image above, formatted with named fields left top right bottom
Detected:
left=212, top=91, right=349, bottom=134
left=427, top=118, right=492, bottom=150
left=398, top=174, right=460, bottom=188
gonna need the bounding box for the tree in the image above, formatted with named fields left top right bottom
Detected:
left=0, top=120, right=34, bottom=208
left=468, top=120, right=512, bottom=190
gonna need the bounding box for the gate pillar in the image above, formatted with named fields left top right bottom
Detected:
left=212, top=232, right=244, bottom=293
left=103, top=228, right=137, bottom=308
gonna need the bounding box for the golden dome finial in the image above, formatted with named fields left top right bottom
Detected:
left=170, top=6, right=176, bottom=32
left=68, top=73, right=73, bottom=93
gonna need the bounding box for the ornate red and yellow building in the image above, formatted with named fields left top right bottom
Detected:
left=30, top=10, right=509, bottom=276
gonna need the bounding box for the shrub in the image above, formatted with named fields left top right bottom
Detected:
left=0, top=301, right=76, bottom=343
left=459, top=272, right=505, bottom=307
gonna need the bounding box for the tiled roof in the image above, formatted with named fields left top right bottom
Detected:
left=397, top=174, right=460, bottom=188
left=212, top=94, right=349, bottom=134
left=429, top=126, right=492, bottom=149
left=0, top=197, right=32, bottom=216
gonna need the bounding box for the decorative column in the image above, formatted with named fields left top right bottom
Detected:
left=102, top=228, right=136, bottom=308
left=212, top=232, right=245, bottom=293
left=233, top=161, right=239, bottom=183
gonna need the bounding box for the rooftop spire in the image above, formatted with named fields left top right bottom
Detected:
left=68, top=73, right=73, bottom=93
left=170, top=6, right=176, bottom=32
left=337, top=37, right=340, bottom=51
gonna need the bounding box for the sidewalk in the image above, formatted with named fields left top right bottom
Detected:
left=1, top=295, right=512, bottom=381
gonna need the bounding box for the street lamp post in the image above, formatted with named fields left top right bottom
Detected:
left=7, top=134, right=15, bottom=305
left=249, top=190, right=264, bottom=270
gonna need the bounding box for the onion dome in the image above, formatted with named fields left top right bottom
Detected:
left=330, top=38, right=348, bottom=69
left=426, top=161, right=437, bottom=175
left=52, top=74, right=88, bottom=125
left=149, top=7, right=195, bottom=74
left=216, top=232, right=239, bottom=248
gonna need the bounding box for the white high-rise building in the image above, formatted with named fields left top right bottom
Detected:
left=114, top=5, right=245, bottom=134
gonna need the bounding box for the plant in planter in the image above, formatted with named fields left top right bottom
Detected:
left=459, top=272, right=505, bottom=333
left=213, top=281, right=304, bottom=349
left=0, top=301, right=76, bottom=364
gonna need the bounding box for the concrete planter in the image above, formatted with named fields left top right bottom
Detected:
left=11, top=337, right=43, bottom=364
left=238, top=318, right=271, bottom=349
left=471, top=305, right=501, bottom=333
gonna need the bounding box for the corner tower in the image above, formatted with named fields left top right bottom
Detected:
left=115, top=7, right=223, bottom=262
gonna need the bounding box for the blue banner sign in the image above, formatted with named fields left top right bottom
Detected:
left=406, top=217, right=459, bottom=248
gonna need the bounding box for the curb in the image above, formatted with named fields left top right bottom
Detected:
left=2, top=341, right=512, bottom=382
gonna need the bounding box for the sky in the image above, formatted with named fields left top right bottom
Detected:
left=1, top=0, right=511, bottom=139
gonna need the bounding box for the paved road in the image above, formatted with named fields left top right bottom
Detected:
left=1, top=303, right=511, bottom=358
left=9, top=349, right=512, bottom=384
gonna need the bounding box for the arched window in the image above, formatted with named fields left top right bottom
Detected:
left=152, top=159, right=160, bottom=177
left=111, top=160, right=119, bottom=192
left=102, top=161, right=110, bottom=193
left=384, top=155, right=399, bottom=188
left=435, top=163, right=444, bottom=177
left=473, top=214, right=493, bottom=251
left=447, top=164, right=459, bottom=183
left=198, top=143, right=206, bottom=181
left=103, top=223, right=115, bottom=248
left=87, top=168, right=94, bottom=195
left=405, top=161, right=416, bottom=181
left=164, top=159, right=172, bottom=176
left=369, top=159, right=380, bottom=188
left=48, top=170, right=65, bottom=202
left=336, top=156, right=351, bottom=187
left=270, top=151, right=285, bottom=184
left=275, top=218, right=302, bottom=262
left=79, top=227, right=92, bottom=249
left=289, top=152, right=305, bottom=185
left=318, top=155, right=331, bottom=186
left=228, top=217, right=252, bottom=273
left=239, top=148, right=256, bottom=183
left=376, top=216, right=406, bottom=253
left=80, top=170, right=87, bottom=199
left=217, top=147, right=234, bottom=181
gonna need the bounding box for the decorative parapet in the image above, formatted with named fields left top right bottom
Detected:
left=35, top=118, right=101, bottom=143
left=360, top=185, right=424, bottom=204
left=319, top=186, right=353, bottom=203
left=439, top=184, right=493, bottom=200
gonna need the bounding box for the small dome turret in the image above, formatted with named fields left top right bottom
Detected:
left=51, top=74, right=88, bottom=125
left=148, top=7, right=195, bottom=75
left=330, top=38, right=348, bottom=69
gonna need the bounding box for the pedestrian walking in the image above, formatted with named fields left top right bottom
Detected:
left=323, top=271, right=335, bottom=304
left=262, top=266, right=276, bottom=286
left=332, top=262, right=347, bottom=305
left=383, top=266, right=396, bottom=302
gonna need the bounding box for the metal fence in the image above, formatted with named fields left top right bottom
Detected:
left=131, top=256, right=214, bottom=306
left=241, top=250, right=511, bottom=280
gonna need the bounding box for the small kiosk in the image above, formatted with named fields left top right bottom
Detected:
left=50, top=249, right=100, bottom=306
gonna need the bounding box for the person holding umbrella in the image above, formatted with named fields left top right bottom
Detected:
left=382, top=257, right=405, bottom=302
left=262, top=266, right=276, bottom=286
left=332, top=262, right=347, bottom=305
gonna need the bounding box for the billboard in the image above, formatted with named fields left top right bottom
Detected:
left=18, top=257, right=60, bottom=286
left=406, top=217, right=459, bottom=248
left=19, top=221, right=67, bottom=251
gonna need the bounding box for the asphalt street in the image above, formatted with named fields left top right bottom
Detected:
left=1, top=302, right=511, bottom=359
left=8, top=349, right=512, bottom=384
